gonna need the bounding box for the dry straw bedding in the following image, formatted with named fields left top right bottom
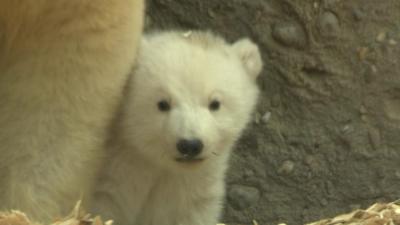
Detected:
left=1, top=200, right=399, bottom=225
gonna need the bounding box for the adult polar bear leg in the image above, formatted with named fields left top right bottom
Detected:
left=0, top=0, right=144, bottom=222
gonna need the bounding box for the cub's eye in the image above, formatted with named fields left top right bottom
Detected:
left=157, top=100, right=171, bottom=112
left=209, top=100, right=220, bottom=111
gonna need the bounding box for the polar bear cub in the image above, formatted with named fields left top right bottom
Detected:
left=91, top=30, right=263, bottom=225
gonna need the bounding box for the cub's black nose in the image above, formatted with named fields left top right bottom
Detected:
left=176, top=139, right=203, bottom=158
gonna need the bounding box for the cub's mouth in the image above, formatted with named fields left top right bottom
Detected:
left=175, top=157, right=205, bottom=163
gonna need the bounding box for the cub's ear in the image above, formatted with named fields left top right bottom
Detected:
left=232, top=38, right=263, bottom=80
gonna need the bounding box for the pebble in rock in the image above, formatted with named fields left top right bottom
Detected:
left=395, top=170, right=400, bottom=179
left=228, top=185, right=261, bottom=210
left=352, top=8, right=364, bottom=21
left=277, top=160, right=295, bottom=175
left=262, top=111, right=272, bottom=123
left=272, top=22, right=307, bottom=49
left=319, top=11, right=340, bottom=36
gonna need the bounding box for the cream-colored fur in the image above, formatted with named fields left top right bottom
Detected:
left=91, top=31, right=263, bottom=225
left=0, top=0, right=144, bottom=222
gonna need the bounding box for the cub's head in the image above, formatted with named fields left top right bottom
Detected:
left=122, top=31, right=262, bottom=169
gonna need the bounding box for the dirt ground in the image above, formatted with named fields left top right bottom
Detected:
left=146, top=0, right=400, bottom=224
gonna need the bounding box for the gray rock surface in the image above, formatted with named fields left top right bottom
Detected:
left=146, top=0, right=400, bottom=224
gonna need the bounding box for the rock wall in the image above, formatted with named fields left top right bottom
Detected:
left=146, top=0, right=400, bottom=224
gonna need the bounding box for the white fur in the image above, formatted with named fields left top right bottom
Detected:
left=0, top=0, right=144, bottom=222
left=91, top=30, right=262, bottom=225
